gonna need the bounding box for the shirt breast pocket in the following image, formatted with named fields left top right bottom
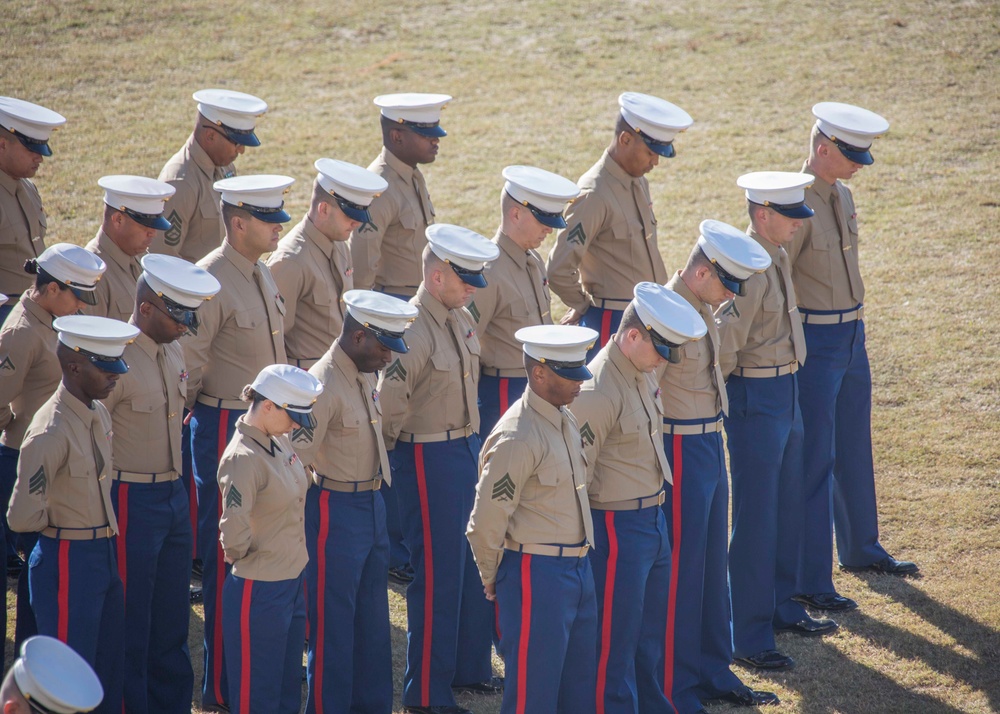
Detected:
left=69, top=458, right=95, bottom=480
left=234, top=308, right=267, bottom=331
left=680, top=341, right=711, bottom=389
left=535, top=462, right=564, bottom=488
left=131, top=392, right=166, bottom=415
left=429, top=351, right=459, bottom=397
left=618, top=409, right=646, bottom=446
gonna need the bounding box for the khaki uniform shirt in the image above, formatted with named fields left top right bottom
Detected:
left=84, top=229, right=141, bottom=322
left=658, top=274, right=727, bottom=419
left=102, top=330, right=186, bottom=475
left=8, top=383, right=117, bottom=534
left=266, top=216, right=352, bottom=365
left=377, top=286, right=481, bottom=449
left=573, top=340, right=671, bottom=502
left=184, top=242, right=286, bottom=407
left=348, top=148, right=435, bottom=296
left=717, top=230, right=805, bottom=378
left=0, top=296, right=60, bottom=450
left=467, top=387, right=593, bottom=585
left=0, top=170, right=46, bottom=296
left=787, top=166, right=864, bottom=310
left=154, top=135, right=235, bottom=262
left=218, top=417, right=308, bottom=582
left=546, top=151, right=667, bottom=312
left=469, top=230, right=552, bottom=370
left=293, top=343, right=389, bottom=486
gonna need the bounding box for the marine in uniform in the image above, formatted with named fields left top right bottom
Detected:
left=2, top=635, right=104, bottom=713
left=467, top=324, right=599, bottom=714
left=102, top=254, right=220, bottom=714
left=377, top=224, right=500, bottom=714
left=0, top=97, right=66, bottom=325
left=719, top=172, right=837, bottom=672
left=0, top=244, right=106, bottom=655
left=7, top=314, right=141, bottom=714
left=294, top=290, right=417, bottom=714
left=659, top=221, right=777, bottom=711
left=154, top=89, right=267, bottom=262
left=790, top=103, right=916, bottom=615
left=183, top=175, right=291, bottom=710
left=349, top=93, right=450, bottom=582
left=85, top=176, right=176, bottom=322
left=572, top=282, right=704, bottom=714
left=267, top=158, right=388, bottom=369
left=218, top=364, right=323, bottom=714
left=546, top=92, right=691, bottom=359
left=470, top=165, right=578, bottom=440
left=349, top=92, right=449, bottom=297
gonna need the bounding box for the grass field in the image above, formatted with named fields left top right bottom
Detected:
left=3, top=0, right=999, bottom=711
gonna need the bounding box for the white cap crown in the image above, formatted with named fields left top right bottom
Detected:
left=214, top=174, right=294, bottom=210
left=0, top=96, right=66, bottom=141
left=502, top=165, right=580, bottom=214
left=697, top=220, right=772, bottom=280
left=250, top=364, right=323, bottom=412
left=426, top=224, right=500, bottom=271
left=633, top=282, right=707, bottom=345
left=314, top=158, right=388, bottom=206
left=373, top=93, right=451, bottom=125
left=140, top=254, right=222, bottom=308
left=14, top=636, right=104, bottom=713
left=736, top=171, right=814, bottom=209
left=99, top=175, right=176, bottom=216
left=516, top=324, right=598, bottom=364
left=37, top=243, right=106, bottom=290
left=193, top=89, right=267, bottom=131
left=812, top=102, right=889, bottom=150
left=618, top=92, right=693, bottom=143
left=343, top=289, right=417, bottom=333
left=53, top=315, right=140, bottom=358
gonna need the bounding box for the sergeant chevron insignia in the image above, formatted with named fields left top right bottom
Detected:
left=28, top=466, right=45, bottom=495
left=579, top=421, right=595, bottom=446
left=566, top=223, right=586, bottom=246
left=357, top=221, right=378, bottom=234
left=164, top=210, right=182, bottom=247
left=0, top=355, right=14, bottom=373
left=384, top=359, right=407, bottom=381
left=292, top=425, right=313, bottom=443
left=491, top=473, right=516, bottom=502
left=225, top=485, right=243, bottom=509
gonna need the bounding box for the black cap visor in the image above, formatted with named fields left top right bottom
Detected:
left=11, top=128, right=52, bottom=156
left=364, top=323, right=410, bottom=354
left=230, top=201, right=291, bottom=224
left=76, top=347, right=128, bottom=374
left=119, top=206, right=173, bottom=231
left=648, top=328, right=683, bottom=364
left=402, top=120, right=446, bottom=138
left=160, top=295, right=201, bottom=330
left=220, top=124, right=261, bottom=147
left=637, top=130, right=676, bottom=158
left=543, top=360, right=592, bottom=382
left=70, top=286, right=99, bottom=306
left=505, top=192, right=567, bottom=229
left=449, top=262, right=487, bottom=288
left=333, top=193, right=373, bottom=224
left=283, top=407, right=317, bottom=429
left=820, top=130, right=874, bottom=165
left=712, top=262, right=749, bottom=297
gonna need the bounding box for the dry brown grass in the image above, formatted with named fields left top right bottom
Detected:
left=3, top=0, right=999, bottom=711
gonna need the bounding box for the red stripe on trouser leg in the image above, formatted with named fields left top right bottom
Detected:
left=414, top=444, right=433, bottom=707
left=495, top=601, right=502, bottom=642
left=664, top=434, right=684, bottom=701
left=596, top=511, right=618, bottom=714
left=58, top=539, right=71, bottom=643
left=239, top=579, right=253, bottom=714
left=499, top=378, right=509, bottom=415
left=117, top=483, right=129, bottom=597
left=516, top=554, right=532, bottom=714
left=600, top=309, right=613, bottom=346
left=315, top=490, right=331, bottom=711
left=214, top=409, right=230, bottom=704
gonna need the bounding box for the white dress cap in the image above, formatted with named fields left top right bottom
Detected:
left=214, top=175, right=295, bottom=222
left=99, top=175, right=176, bottom=216
left=53, top=315, right=140, bottom=359
left=343, top=289, right=418, bottom=353
left=516, top=324, right=598, bottom=364
left=736, top=171, right=816, bottom=219
left=0, top=294, right=8, bottom=307
left=250, top=364, right=323, bottom=427
left=502, top=165, right=581, bottom=228
left=618, top=92, right=693, bottom=155
left=812, top=102, right=889, bottom=151
left=193, top=89, right=268, bottom=131
left=426, top=223, right=501, bottom=272
left=373, top=93, right=451, bottom=136
left=13, top=635, right=104, bottom=713
left=36, top=243, right=107, bottom=295
left=141, top=254, right=222, bottom=309
left=0, top=97, right=67, bottom=153
left=315, top=158, right=389, bottom=206
left=632, top=282, right=707, bottom=361
left=697, top=219, right=772, bottom=280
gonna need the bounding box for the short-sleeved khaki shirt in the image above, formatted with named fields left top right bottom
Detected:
left=8, top=383, right=116, bottom=535
left=0, top=296, right=60, bottom=450
left=572, top=340, right=671, bottom=502
left=467, top=387, right=593, bottom=585
left=469, top=230, right=552, bottom=371
left=84, top=229, right=141, bottom=322
left=154, top=135, right=234, bottom=263
left=0, top=170, right=46, bottom=296
left=266, top=216, right=352, bottom=365
left=376, top=286, right=480, bottom=449
left=218, top=417, right=309, bottom=582
left=348, top=148, right=434, bottom=296
left=102, top=330, right=186, bottom=475
left=184, top=241, right=286, bottom=407
left=546, top=151, right=667, bottom=313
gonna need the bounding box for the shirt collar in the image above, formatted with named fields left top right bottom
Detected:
left=0, top=170, right=17, bottom=196
left=667, top=271, right=711, bottom=320
left=802, top=160, right=835, bottom=203
left=236, top=415, right=281, bottom=457
left=331, top=341, right=361, bottom=383
left=600, top=149, right=636, bottom=189
left=607, top=338, right=642, bottom=384
left=415, top=284, right=449, bottom=327
left=495, top=230, right=528, bottom=268
left=525, top=385, right=564, bottom=431
left=189, top=134, right=219, bottom=176
left=221, top=240, right=258, bottom=281
left=747, top=227, right=783, bottom=261
left=56, top=382, right=99, bottom=423
left=22, top=294, right=55, bottom=330
left=95, top=228, right=140, bottom=273
left=132, top=328, right=160, bottom=360
left=300, top=216, right=335, bottom=260
left=381, top=146, right=416, bottom=182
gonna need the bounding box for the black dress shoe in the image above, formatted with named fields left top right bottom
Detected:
left=453, top=675, right=503, bottom=695
left=718, top=686, right=781, bottom=706
left=192, top=559, right=204, bottom=579
left=389, top=564, right=416, bottom=584
left=403, top=707, right=473, bottom=714
left=734, top=649, right=795, bottom=670
left=189, top=584, right=204, bottom=604
left=841, top=556, right=919, bottom=576
left=793, top=592, right=858, bottom=612
left=775, top=616, right=839, bottom=636
left=6, top=555, right=24, bottom=579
